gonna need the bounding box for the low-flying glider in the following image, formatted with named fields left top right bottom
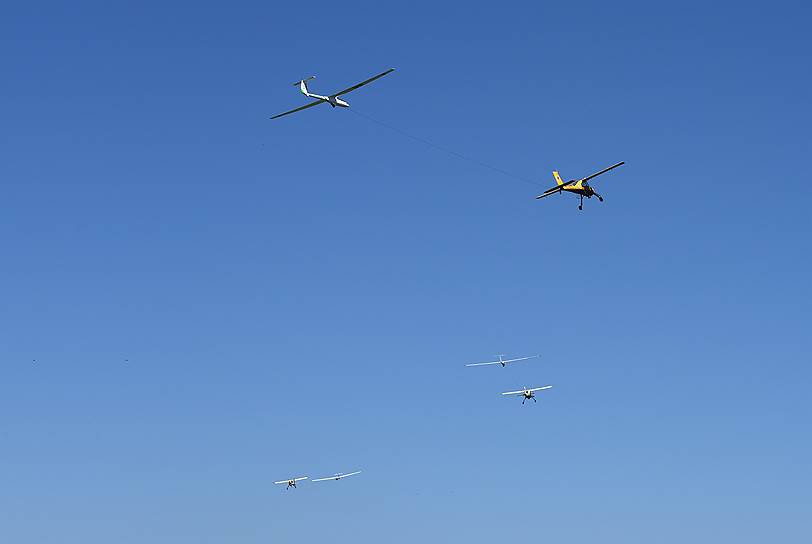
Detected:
left=536, top=162, right=625, bottom=210
left=274, top=476, right=308, bottom=490
left=312, top=470, right=362, bottom=482
left=502, top=385, right=552, bottom=405
left=465, top=354, right=539, bottom=368
left=270, top=68, right=395, bottom=120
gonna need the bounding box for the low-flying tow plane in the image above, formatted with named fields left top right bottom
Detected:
left=312, top=470, right=362, bottom=482
left=271, top=69, right=395, bottom=120
left=465, top=354, right=539, bottom=368
left=274, top=476, right=308, bottom=490
left=536, top=162, right=625, bottom=210
left=502, top=385, right=553, bottom=405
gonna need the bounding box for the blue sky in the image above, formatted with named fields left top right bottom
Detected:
left=1, top=1, right=811, bottom=542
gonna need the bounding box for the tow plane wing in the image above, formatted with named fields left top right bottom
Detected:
left=580, top=161, right=625, bottom=183
left=502, top=385, right=553, bottom=395
left=536, top=186, right=566, bottom=199
left=274, top=476, right=308, bottom=484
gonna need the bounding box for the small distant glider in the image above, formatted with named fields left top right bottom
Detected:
left=312, top=470, right=362, bottom=482
left=274, top=476, right=308, bottom=490
left=466, top=354, right=539, bottom=368
left=271, top=68, right=395, bottom=119
left=502, top=385, right=552, bottom=405
left=536, top=161, right=625, bottom=210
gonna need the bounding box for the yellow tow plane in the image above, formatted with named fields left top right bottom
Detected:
left=536, top=161, right=625, bottom=210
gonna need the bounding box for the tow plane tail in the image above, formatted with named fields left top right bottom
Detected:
left=553, top=171, right=565, bottom=186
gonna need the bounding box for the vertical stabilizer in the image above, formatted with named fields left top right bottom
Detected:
left=293, top=76, right=316, bottom=96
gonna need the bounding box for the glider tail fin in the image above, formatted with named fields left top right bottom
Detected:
left=293, top=76, right=316, bottom=96
left=553, top=171, right=565, bottom=186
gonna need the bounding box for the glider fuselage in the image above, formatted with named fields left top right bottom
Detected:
left=309, top=93, right=350, bottom=108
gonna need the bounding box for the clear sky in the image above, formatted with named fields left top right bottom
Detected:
left=1, top=1, right=811, bottom=542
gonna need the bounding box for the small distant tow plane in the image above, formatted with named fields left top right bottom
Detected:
left=465, top=354, right=539, bottom=368
left=536, top=161, right=625, bottom=210
left=270, top=68, right=395, bottom=119
left=274, top=476, right=308, bottom=490
left=502, top=385, right=553, bottom=405
left=312, top=470, right=362, bottom=482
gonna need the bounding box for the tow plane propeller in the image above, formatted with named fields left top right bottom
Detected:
left=536, top=161, right=625, bottom=210
left=465, top=354, right=539, bottom=368
left=502, top=385, right=553, bottom=405
left=271, top=68, right=395, bottom=119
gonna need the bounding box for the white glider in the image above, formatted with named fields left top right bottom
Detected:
left=466, top=354, right=539, bottom=367
left=502, top=385, right=553, bottom=405
left=312, top=470, right=362, bottom=482
left=274, top=476, right=308, bottom=489
left=271, top=68, right=395, bottom=119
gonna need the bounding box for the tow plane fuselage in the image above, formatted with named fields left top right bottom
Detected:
left=553, top=172, right=600, bottom=199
